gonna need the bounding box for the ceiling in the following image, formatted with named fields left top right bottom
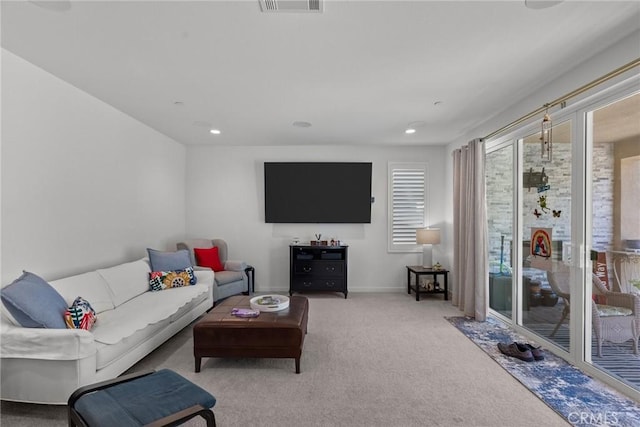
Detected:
left=2, top=0, right=639, bottom=147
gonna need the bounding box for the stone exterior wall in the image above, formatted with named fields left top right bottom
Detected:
left=592, top=142, right=615, bottom=252
left=487, top=141, right=614, bottom=269
left=486, top=146, right=514, bottom=270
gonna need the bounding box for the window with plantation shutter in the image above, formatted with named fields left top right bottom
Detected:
left=388, top=163, right=427, bottom=252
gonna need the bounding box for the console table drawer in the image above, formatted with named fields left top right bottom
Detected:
left=293, top=261, right=344, bottom=276
left=292, top=278, right=345, bottom=291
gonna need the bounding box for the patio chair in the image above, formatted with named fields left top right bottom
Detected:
left=592, top=273, right=639, bottom=357
left=609, top=251, right=640, bottom=294
left=546, top=269, right=571, bottom=337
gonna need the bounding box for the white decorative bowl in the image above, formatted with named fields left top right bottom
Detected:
left=250, top=294, right=290, bottom=312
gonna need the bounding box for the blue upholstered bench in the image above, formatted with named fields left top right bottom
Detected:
left=68, top=369, right=216, bottom=427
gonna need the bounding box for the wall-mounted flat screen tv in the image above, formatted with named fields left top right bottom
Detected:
left=264, top=162, right=372, bottom=223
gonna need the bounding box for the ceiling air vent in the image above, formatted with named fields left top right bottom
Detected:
left=259, top=0, right=323, bottom=13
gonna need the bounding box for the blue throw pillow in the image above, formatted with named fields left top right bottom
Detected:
left=147, top=248, right=192, bottom=272
left=0, top=271, right=68, bottom=329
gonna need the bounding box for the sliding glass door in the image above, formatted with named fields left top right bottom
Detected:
left=520, top=120, right=572, bottom=352
left=587, top=92, right=640, bottom=392
left=485, top=74, right=640, bottom=401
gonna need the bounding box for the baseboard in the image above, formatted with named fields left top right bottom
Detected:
left=254, top=287, right=406, bottom=294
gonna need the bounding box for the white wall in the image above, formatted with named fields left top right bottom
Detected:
left=1, top=49, right=187, bottom=284
left=186, top=145, right=447, bottom=293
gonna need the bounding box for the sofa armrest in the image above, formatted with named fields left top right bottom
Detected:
left=224, top=260, right=247, bottom=272
left=1, top=321, right=96, bottom=360
left=192, top=267, right=216, bottom=305
left=193, top=265, right=214, bottom=274
left=604, top=291, right=639, bottom=313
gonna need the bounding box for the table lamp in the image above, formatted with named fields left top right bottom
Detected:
left=416, top=228, right=441, bottom=268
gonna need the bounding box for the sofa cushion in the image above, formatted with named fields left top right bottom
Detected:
left=596, top=304, right=633, bottom=317
left=92, top=283, right=209, bottom=345
left=147, top=249, right=192, bottom=272
left=194, top=247, right=224, bottom=272
left=1, top=271, right=68, bottom=329
left=97, top=259, right=151, bottom=307
left=49, top=271, right=115, bottom=314
left=149, top=268, right=197, bottom=291
left=94, top=318, right=169, bottom=370
left=64, top=297, right=97, bottom=331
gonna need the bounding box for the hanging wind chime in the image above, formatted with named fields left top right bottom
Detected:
left=540, top=104, right=552, bottom=161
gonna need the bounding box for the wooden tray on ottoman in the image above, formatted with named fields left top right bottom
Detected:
left=193, top=295, right=309, bottom=373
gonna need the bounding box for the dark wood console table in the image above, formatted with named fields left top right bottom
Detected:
left=290, top=245, right=348, bottom=298
left=406, top=266, right=449, bottom=301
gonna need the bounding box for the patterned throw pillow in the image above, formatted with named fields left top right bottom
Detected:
left=64, top=297, right=97, bottom=331
left=149, top=267, right=197, bottom=291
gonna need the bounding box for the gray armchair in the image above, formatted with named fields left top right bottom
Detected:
left=177, top=238, right=248, bottom=304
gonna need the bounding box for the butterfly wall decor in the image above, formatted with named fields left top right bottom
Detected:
left=553, top=210, right=562, bottom=218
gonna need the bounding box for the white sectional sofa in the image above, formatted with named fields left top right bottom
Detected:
left=0, top=258, right=214, bottom=404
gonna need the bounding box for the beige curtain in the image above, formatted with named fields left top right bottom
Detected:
left=452, top=138, right=488, bottom=320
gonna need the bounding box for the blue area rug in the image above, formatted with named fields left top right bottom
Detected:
left=447, top=316, right=640, bottom=427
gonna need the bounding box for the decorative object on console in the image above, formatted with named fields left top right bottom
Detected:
left=416, top=227, right=441, bottom=268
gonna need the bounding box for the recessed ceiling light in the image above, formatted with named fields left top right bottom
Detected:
left=405, top=129, right=416, bottom=134
left=209, top=129, right=221, bottom=135
left=293, top=121, right=312, bottom=128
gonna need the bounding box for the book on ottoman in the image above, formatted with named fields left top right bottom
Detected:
left=231, top=308, right=260, bottom=318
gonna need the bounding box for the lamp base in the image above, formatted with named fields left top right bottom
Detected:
left=422, top=245, right=433, bottom=269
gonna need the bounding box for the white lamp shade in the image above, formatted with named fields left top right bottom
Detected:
left=416, top=228, right=441, bottom=245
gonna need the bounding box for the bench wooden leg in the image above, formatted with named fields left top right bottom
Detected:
left=295, top=358, right=300, bottom=374
left=195, top=357, right=202, bottom=373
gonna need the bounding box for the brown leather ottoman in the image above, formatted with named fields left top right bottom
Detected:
left=193, top=295, right=309, bottom=373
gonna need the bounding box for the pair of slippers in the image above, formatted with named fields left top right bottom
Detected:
left=497, top=342, right=544, bottom=362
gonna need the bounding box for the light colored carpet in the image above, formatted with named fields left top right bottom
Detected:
left=449, top=316, right=640, bottom=426
left=0, top=293, right=568, bottom=426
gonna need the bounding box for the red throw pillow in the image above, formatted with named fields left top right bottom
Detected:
left=194, top=247, right=224, bottom=272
